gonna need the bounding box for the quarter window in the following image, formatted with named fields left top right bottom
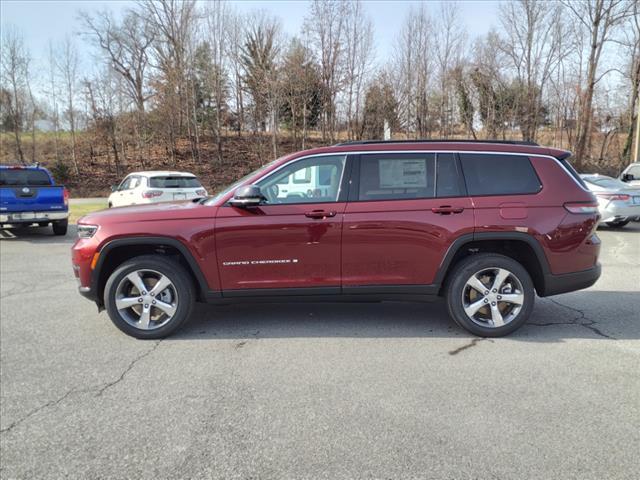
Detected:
left=460, top=154, right=541, bottom=196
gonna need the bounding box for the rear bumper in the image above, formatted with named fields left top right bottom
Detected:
left=599, top=203, right=640, bottom=223
left=541, top=263, right=601, bottom=297
left=0, top=211, right=68, bottom=223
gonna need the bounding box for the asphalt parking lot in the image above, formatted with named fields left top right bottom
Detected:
left=1, top=224, right=639, bottom=479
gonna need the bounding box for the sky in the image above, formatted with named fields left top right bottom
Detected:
left=1, top=0, right=501, bottom=79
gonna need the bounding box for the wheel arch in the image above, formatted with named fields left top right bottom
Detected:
left=435, top=232, right=550, bottom=296
left=93, top=237, right=211, bottom=308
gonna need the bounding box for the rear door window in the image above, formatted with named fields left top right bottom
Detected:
left=357, top=153, right=464, bottom=201
left=435, top=153, right=464, bottom=197
left=358, top=153, right=436, bottom=201
left=0, top=169, right=51, bottom=186
left=149, top=176, right=202, bottom=188
left=460, top=154, right=541, bottom=196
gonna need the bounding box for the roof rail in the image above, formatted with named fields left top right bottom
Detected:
left=334, top=139, right=540, bottom=147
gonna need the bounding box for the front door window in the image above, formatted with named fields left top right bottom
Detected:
left=257, top=155, right=346, bottom=204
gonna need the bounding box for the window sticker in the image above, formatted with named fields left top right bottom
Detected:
left=379, top=159, right=427, bottom=188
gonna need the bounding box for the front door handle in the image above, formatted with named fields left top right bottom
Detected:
left=305, top=210, right=337, bottom=219
left=431, top=206, right=464, bottom=215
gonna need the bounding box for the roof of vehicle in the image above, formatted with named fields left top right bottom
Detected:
left=125, top=171, right=197, bottom=177
left=0, top=164, right=49, bottom=171
left=292, top=139, right=571, bottom=160
left=580, top=173, right=613, bottom=179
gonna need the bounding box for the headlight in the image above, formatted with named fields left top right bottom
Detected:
left=77, top=224, right=98, bottom=239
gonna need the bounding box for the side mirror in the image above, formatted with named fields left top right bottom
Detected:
left=110, top=185, right=118, bottom=192
left=621, top=173, right=634, bottom=182
left=229, top=184, right=265, bottom=208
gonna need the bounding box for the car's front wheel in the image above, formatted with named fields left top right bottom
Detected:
left=445, top=254, right=535, bottom=337
left=104, top=255, right=195, bottom=339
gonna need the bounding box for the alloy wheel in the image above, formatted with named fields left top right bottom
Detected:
left=114, top=269, right=178, bottom=330
left=461, top=267, right=525, bottom=328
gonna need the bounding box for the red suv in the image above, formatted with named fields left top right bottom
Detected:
left=72, top=140, right=601, bottom=339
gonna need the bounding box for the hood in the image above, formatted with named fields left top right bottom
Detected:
left=79, top=200, right=214, bottom=225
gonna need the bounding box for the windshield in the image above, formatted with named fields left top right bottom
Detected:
left=150, top=176, right=201, bottom=188
left=203, top=157, right=283, bottom=205
left=582, top=176, right=629, bottom=190
left=0, top=169, right=51, bottom=186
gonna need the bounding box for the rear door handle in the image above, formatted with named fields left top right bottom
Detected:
left=431, top=206, right=464, bottom=215
left=305, top=210, right=337, bottom=219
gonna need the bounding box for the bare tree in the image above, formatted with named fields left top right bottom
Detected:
left=84, top=68, right=123, bottom=175
left=79, top=9, right=154, bottom=113
left=140, top=0, right=197, bottom=157
left=392, top=5, right=433, bottom=138
left=57, top=35, right=80, bottom=175
left=499, top=0, right=563, bottom=142
left=305, top=0, right=346, bottom=142
left=434, top=2, right=465, bottom=138
left=226, top=10, right=246, bottom=136
left=0, top=26, right=29, bottom=164
left=618, top=0, right=640, bottom=163
left=562, top=0, right=633, bottom=168
left=47, top=41, right=62, bottom=163
left=343, top=0, right=374, bottom=140
left=204, top=0, right=228, bottom=163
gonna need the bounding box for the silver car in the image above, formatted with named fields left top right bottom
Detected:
left=581, top=174, right=640, bottom=228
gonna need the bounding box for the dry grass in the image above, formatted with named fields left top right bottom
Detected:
left=68, top=200, right=108, bottom=224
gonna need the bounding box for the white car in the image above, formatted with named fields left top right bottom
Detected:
left=580, top=174, right=640, bottom=227
left=620, top=162, right=640, bottom=187
left=108, top=171, right=207, bottom=208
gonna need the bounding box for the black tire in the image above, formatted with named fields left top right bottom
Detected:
left=605, top=220, right=629, bottom=228
left=445, top=253, right=535, bottom=337
left=108, top=202, right=113, bottom=208
left=104, top=255, right=195, bottom=339
left=52, top=219, right=68, bottom=236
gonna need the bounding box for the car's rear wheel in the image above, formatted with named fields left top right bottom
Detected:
left=104, top=255, right=195, bottom=339
left=445, top=254, right=534, bottom=337
left=52, top=219, right=68, bottom=236
left=605, top=220, right=629, bottom=228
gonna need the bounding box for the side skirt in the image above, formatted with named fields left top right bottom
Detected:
left=202, top=285, right=440, bottom=305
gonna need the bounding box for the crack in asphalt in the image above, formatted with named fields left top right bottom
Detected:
left=0, top=341, right=162, bottom=435
left=529, top=298, right=615, bottom=340
left=95, top=340, right=162, bottom=396
left=0, top=387, right=87, bottom=435
left=449, top=337, right=487, bottom=355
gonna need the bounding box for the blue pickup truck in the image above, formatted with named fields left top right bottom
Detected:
left=0, top=165, right=69, bottom=235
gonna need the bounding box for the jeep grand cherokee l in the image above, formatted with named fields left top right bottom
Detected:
left=72, top=140, right=601, bottom=339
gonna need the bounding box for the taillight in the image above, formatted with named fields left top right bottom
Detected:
left=63, top=187, right=69, bottom=206
left=195, top=189, right=207, bottom=197
left=142, top=190, right=163, bottom=199
left=595, top=193, right=630, bottom=201
left=564, top=202, right=599, bottom=214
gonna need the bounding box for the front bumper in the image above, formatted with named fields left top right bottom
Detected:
left=0, top=211, right=68, bottom=224
left=541, top=263, right=601, bottom=297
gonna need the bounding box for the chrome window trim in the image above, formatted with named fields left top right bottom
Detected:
left=249, top=150, right=590, bottom=194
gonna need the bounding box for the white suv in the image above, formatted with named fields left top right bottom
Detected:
left=620, top=162, right=640, bottom=187
left=108, top=171, right=207, bottom=208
